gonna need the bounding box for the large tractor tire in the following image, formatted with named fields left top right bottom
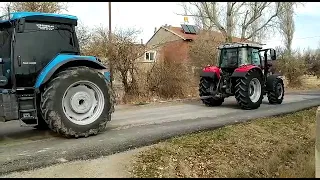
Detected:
left=267, top=77, right=284, bottom=104
left=235, top=69, right=263, bottom=110
left=199, top=77, right=224, bottom=106
left=40, top=66, right=115, bottom=138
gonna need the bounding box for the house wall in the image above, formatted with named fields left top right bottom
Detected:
left=161, top=40, right=190, bottom=63
left=136, top=27, right=184, bottom=71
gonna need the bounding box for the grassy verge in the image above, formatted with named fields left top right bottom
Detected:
left=131, top=108, right=317, bottom=178
left=285, top=75, right=320, bottom=92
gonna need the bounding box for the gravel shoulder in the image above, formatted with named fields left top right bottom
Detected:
left=2, top=145, right=154, bottom=178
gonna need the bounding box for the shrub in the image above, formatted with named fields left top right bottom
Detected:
left=275, top=50, right=306, bottom=87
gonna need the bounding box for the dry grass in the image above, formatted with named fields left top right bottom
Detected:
left=131, top=108, right=317, bottom=178
left=285, top=75, right=320, bottom=92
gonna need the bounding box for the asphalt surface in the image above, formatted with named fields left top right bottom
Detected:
left=0, top=90, right=320, bottom=175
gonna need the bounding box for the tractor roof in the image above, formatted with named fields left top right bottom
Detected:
left=218, top=42, right=264, bottom=49
left=0, top=12, right=78, bottom=25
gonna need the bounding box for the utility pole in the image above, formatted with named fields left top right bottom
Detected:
left=108, top=2, right=114, bottom=88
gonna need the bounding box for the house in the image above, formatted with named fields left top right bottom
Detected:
left=136, top=24, right=247, bottom=67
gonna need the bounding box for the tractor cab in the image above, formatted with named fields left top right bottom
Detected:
left=0, top=12, right=80, bottom=89
left=217, top=42, right=276, bottom=72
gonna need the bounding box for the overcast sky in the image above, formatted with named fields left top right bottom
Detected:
left=1, top=2, right=320, bottom=50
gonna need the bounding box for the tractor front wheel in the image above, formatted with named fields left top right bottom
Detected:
left=267, top=78, right=284, bottom=104
left=40, top=66, right=114, bottom=138
left=199, top=77, right=224, bottom=106
left=235, top=70, right=263, bottom=110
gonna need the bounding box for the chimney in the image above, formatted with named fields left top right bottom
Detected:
left=154, top=27, right=157, bottom=34
left=141, top=39, right=143, bottom=44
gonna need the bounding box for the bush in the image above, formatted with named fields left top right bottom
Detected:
left=303, top=49, right=320, bottom=78
left=147, top=58, right=191, bottom=99
left=275, top=50, right=306, bottom=87
left=146, top=41, right=193, bottom=99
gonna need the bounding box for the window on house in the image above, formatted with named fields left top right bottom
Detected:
left=145, top=51, right=155, bottom=61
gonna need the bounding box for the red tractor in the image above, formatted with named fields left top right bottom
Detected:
left=199, top=42, right=284, bottom=110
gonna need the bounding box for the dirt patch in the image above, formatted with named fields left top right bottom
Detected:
left=131, top=108, right=317, bottom=178
left=1, top=145, right=155, bottom=178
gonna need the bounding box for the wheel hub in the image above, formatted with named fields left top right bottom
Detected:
left=70, top=92, right=92, bottom=113
left=62, top=81, right=104, bottom=125
left=248, top=78, right=261, bottom=103
left=249, top=86, right=254, bottom=96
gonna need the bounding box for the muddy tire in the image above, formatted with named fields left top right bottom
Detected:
left=199, top=77, right=224, bottom=106
left=267, top=77, right=284, bottom=104
left=235, top=69, right=263, bottom=110
left=40, top=66, right=115, bottom=138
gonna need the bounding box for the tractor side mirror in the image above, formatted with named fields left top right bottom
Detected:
left=270, top=49, right=276, bottom=60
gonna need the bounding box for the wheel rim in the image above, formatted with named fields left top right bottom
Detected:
left=62, top=80, right=105, bottom=126
left=277, top=83, right=283, bottom=99
left=249, top=78, right=261, bottom=103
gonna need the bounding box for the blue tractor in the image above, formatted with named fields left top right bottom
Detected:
left=0, top=12, right=115, bottom=138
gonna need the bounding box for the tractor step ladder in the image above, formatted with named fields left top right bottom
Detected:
left=16, top=87, right=38, bottom=127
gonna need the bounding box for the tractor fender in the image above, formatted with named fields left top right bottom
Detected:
left=34, top=54, right=107, bottom=89
left=231, top=65, right=262, bottom=78
left=266, top=74, right=283, bottom=91
left=200, top=71, right=219, bottom=81
left=201, top=66, right=221, bottom=79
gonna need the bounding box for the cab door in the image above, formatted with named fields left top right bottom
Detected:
left=0, top=23, right=13, bottom=88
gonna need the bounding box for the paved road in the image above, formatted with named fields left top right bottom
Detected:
left=1, top=90, right=320, bottom=175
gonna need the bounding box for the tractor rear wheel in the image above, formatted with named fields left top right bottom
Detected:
left=235, top=69, right=263, bottom=110
left=267, top=78, right=284, bottom=104
left=199, top=77, right=224, bottom=106
left=40, top=66, right=114, bottom=138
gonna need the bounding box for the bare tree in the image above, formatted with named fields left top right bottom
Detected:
left=189, top=32, right=219, bottom=73
left=109, top=28, right=144, bottom=97
left=278, top=2, right=295, bottom=54
left=5, top=2, right=68, bottom=13
left=75, top=21, right=93, bottom=53
left=85, top=26, right=144, bottom=99
left=180, top=2, right=283, bottom=42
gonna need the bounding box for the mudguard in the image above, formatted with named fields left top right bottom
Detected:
left=0, top=90, right=19, bottom=121
left=266, top=74, right=283, bottom=91
left=34, top=54, right=107, bottom=88
left=231, top=65, right=262, bottom=78
left=201, top=66, right=221, bottom=79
